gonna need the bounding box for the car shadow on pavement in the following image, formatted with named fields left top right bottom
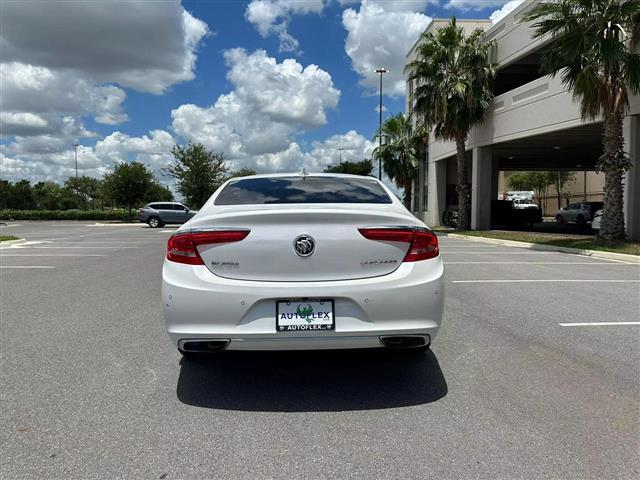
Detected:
left=176, top=349, right=447, bottom=412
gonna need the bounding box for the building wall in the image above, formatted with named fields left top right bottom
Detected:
left=407, top=0, right=640, bottom=237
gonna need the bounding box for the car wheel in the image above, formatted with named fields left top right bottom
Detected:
left=148, top=217, right=161, bottom=228
left=556, top=215, right=564, bottom=225
left=576, top=215, right=585, bottom=226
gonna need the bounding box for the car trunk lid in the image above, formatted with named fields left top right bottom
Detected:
left=189, top=205, right=419, bottom=281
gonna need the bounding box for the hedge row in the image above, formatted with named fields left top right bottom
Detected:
left=0, top=209, right=136, bottom=221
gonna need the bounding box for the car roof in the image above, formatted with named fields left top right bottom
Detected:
left=226, top=172, right=379, bottom=182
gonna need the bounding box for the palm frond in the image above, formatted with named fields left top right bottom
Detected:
left=407, top=18, right=497, bottom=142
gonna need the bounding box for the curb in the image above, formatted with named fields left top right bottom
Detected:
left=91, top=222, right=142, bottom=226
left=0, top=238, right=26, bottom=246
left=446, top=234, right=640, bottom=264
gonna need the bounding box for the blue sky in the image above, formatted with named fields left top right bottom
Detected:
left=1, top=0, right=522, bottom=185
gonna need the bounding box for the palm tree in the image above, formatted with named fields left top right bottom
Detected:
left=522, top=0, right=640, bottom=241
left=408, top=18, right=497, bottom=230
left=373, top=113, right=419, bottom=209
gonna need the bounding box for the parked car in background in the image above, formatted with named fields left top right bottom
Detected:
left=502, top=191, right=538, bottom=210
left=138, top=202, right=197, bottom=228
left=492, top=200, right=542, bottom=228
left=555, top=202, right=603, bottom=225
left=591, top=209, right=603, bottom=233
left=162, top=173, right=443, bottom=355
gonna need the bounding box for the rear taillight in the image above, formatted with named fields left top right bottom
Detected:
left=358, top=227, right=439, bottom=262
left=167, top=230, right=250, bottom=265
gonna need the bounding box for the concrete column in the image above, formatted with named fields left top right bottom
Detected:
left=471, top=146, right=495, bottom=230
left=415, top=153, right=426, bottom=215
left=426, top=159, right=446, bottom=226
left=623, top=115, right=640, bottom=240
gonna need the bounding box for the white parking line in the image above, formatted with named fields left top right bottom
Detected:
left=445, top=262, right=636, bottom=265
left=0, top=254, right=107, bottom=257
left=28, top=246, right=142, bottom=249
left=452, top=279, right=640, bottom=283
left=0, top=266, right=55, bottom=269
left=44, top=241, right=155, bottom=244
left=442, top=251, right=559, bottom=254
left=559, top=322, right=640, bottom=327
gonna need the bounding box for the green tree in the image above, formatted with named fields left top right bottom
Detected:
left=100, top=173, right=116, bottom=209
left=108, top=162, right=155, bottom=215
left=409, top=17, right=497, bottom=230
left=228, top=167, right=257, bottom=178
left=0, top=180, right=10, bottom=209
left=8, top=180, right=36, bottom=210
left=508, top=171, right=555, bottom=212
left=552, top=171, right=576, bottom=209
left=522, top=0, right=640, bottom=239
left=166, top=143, right=229, bottom=208
left=373, top=113, right=419, bottom=209
left=144, top=182, right=174, bottom=203
left=64, top=176, right=101, bottom=210
left=33, top=181, right=74, bottom=210
left=324, top=159, right=373, bottom=176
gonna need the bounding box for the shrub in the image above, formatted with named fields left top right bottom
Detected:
left=0, top=209, right=136, bottom=221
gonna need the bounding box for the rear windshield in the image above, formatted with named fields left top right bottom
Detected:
left=214, top=176, right=393, bottom=205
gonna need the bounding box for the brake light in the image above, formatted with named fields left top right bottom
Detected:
left=358, top=228, right=439, bottom=262
left=166, top=230, right=250, bottom=265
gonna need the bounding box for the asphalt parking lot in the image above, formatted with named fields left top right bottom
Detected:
left=1, top=221, right=638, bottom=479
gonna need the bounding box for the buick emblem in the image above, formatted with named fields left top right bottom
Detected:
left=294, top=234, right=315, bottom=257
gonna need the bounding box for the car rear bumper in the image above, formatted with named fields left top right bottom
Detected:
left=162, top=257, right=444, bottom=351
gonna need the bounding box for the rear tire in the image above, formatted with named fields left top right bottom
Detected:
left=148, top=217, right=162, bottom=228
left=556, top=215, right=564, bottom=225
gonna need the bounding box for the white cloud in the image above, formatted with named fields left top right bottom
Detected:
left=0, top=112, right=49, bottom=136
left=445, top=0, right=507, bottom=10
left=342, top=0, right=432, bottom=96
left=489, top=0, right=524, bottom=23
left=171, top=49, right=340, bottom=170
left=245, top=0, right=325, bottom=52
left=0, top=62, right=129, bottom=133
left=1, top=1, right=209, bottom=94
left=166, top=48, right=382, bottom=175
left=1, top=146, right=107, bottom=183
left=2, top=117, right=96, bottom=157
left=0, top=129, right=176, bottom=183
left=94, top=130, right=176, bottom=172
left=223, top=130, right=375, bottom=174
left=306, top=130, right=375, bottom=170
left=0, top=1, right=209, bottom=181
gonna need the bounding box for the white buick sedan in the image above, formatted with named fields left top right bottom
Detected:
left=162, top=173, right=444, bottom=356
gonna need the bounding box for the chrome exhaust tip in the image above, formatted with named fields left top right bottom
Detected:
left=379, top=335, right=430, bottom=349
left=178, top=339, right=230, bottom=352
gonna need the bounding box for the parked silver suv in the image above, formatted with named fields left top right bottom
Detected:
left=138, top=202, right=197, bottom=228
left=555, top=202, right=603, bottom=225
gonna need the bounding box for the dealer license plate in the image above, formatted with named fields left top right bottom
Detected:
left=276, top=299, right=335, bottom=331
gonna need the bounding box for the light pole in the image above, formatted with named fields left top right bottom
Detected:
left=73, top=144, right=79, bottom=179
left=336, top=147, right=355, bottom=163
left=375, top=67, right=388, bottom=180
